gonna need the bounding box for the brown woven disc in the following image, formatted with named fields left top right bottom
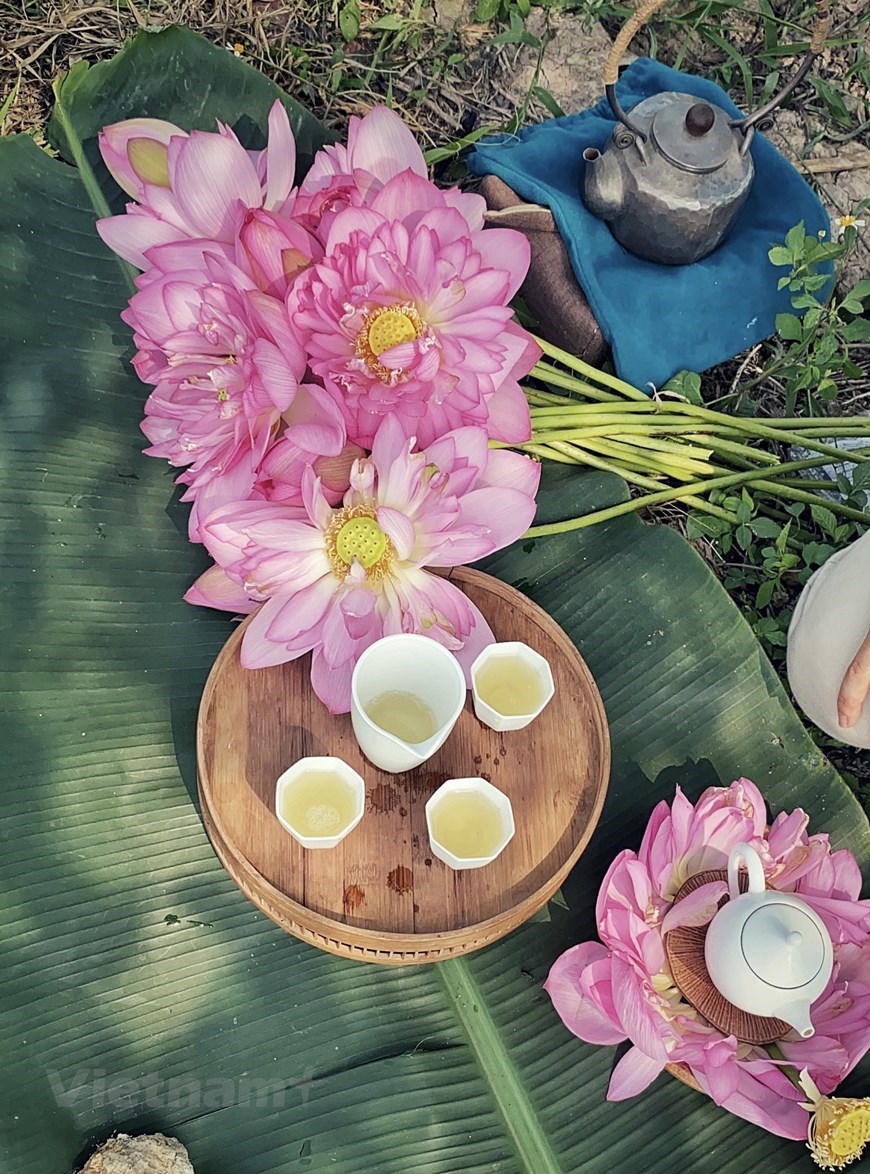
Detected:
left=665, top=869, right=790, bottom=1045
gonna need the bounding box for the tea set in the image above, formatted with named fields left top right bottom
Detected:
left=273, top=634, right=833, bottom=1037
left=275, top=633, right=555, bottom=871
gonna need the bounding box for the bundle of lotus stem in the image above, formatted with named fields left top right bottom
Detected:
left=512, top=336, right=870, bottom=539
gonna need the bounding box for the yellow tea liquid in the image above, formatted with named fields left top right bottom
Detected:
left=365, top=690, right=438, bottom=743
left=279, top=770, right=358, bottom=837
left=474, top=655, right=544, bottom=716
left=428, top=790, right=506, bottom=859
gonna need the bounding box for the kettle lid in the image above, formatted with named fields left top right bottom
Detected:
left=742, top=902, right=827, bottom=989
left=651, top=94, right=736, bottom=174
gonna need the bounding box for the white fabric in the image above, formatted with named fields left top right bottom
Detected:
left=787, top=530, right=870, bottom=750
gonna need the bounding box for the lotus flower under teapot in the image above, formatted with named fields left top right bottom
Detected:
left=704, top=842, right=834, bottom=1038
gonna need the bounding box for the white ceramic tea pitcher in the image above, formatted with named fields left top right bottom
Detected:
left=704, top=842, right=834, bottom=1038
left=350, top=634, right=466, bottom=773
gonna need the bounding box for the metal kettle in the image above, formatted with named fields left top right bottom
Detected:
left=583, top=0, right=830, bottom=265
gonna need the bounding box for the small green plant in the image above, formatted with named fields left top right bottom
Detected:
left=764, top=218, right=870, bottom=414
left=687, top=472, right=868, bottom=665
left=475, top=0, right=532, bottom=24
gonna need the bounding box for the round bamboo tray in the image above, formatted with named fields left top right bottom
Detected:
left=196, top=567, right=610, bottom=964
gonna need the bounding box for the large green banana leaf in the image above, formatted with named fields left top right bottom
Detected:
left=1, top=27, right=867, bottom=1174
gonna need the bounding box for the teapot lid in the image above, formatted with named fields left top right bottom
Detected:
left=742, top=903, right=827, bottom=989
left=651, top=95, right=736, bottom=175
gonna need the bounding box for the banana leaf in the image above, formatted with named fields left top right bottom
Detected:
left=0, top=27, right=866, bottom=1174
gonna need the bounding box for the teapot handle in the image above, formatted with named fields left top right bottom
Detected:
left=727, top=842, right=766, bottom=901
left=601, top=0, right=831, bottom=145
left=737, top=0, right=830, bottom=134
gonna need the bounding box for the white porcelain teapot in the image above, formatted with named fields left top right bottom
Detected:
left=704, top=842, right=834, bottom=1038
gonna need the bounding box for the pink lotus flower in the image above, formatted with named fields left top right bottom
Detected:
left=294, top=105, right=485, bottom=240
left=294, top=105, right=427, bottom=236
left=97, top=101, right=298, bottom=268
left=185, top=415, right=541, bottom=712
left=288, top=171, right=539, bottom=449
left=545, top=780, right=870, bottom=1140
left=125, top=244, right=344, bottom=540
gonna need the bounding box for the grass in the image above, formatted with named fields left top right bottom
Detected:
left=1, top=0, right=868, bottom=799
left=0, top=0, right=540, bottom=145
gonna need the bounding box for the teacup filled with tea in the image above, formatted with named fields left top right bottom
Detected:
left=425, top=777, right=515, bottom=870
left=275, top=756, right=365, bottom=850
left=470, top=641, right=555, bottom=733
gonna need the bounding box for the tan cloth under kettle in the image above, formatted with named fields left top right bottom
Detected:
left=787, top=530, right=870, bottom=750
left=480, top=175, right=607, bottom=365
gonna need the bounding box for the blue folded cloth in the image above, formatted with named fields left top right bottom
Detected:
left=468, top=58, right=829, bottom=391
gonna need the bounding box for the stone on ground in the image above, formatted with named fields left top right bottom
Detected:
left=81, top=1134, right=193, bottom=1174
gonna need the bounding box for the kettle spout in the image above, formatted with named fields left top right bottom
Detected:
left=583, top=147, right=624, bottom=222
left=778, top=1001, right=816, bottom=1039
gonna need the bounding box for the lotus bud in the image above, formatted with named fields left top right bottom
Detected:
left=236, top=208, right=322, bottom=299
left=99, top=118, right=187, bottom=201
left=126, top=138, right=171, bottom=189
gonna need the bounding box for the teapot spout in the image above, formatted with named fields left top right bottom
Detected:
left=583, top=147, right=624, bottom=223
left=778, top=1001, right=816, bottom=1039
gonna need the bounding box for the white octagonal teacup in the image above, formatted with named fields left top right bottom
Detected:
left=425, top=777, right=515, bottom=870
left=275, top=756, right=365, bottom=850
left=470, top=641, right=555, bottom=733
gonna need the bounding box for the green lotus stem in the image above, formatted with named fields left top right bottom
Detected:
left=749, top=480, right=869, bottom=521
left=527, top=421, right=860, bottom=492
left=561, top=436, right=713, bottom=480
left=539, top=438, right=670, bottom=475
left=532, top=336, right=649, bottom=400
left=528, top=399, right=643, bottom=412
left=530, top=422, right=705, bottom=437
left=528, top=424, right=713, bottom=455
left=519, top=443, right=740, bottom=524
left=525, top=406, right=868, bottom=441
left=525, top=426, right=778, bottom=467
left=528, top=364, right=619, bottom=402
left=524, top=387, right=582, bottom=406
left=683, top=434, right=781, bottom=466
left=712, top=454, right=853, bottom=482
left=530, top=421, right=784, bottom=463
left=526, top=456, right=869, bottom=538
left=528, top=395, right=870, bottom=436
left=530, top=400, right=870, bottom=465
left=743, top=418, right=865, bottom=437
left=765, top=1044, right=804, bottom=1091
left=672, top=412, right=870, bottom=463
left=530, top=414, right=706, bottom=430
left=599, top=431, right=716, bottom=464
left=521, top=443, right=579, bottom=464
left=773, top=478, right=842, bottom=489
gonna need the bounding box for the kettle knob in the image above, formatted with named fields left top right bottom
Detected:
left=685, top=103, right=715, bottom=137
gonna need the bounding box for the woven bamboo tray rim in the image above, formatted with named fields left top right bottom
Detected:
left=196, top=567, right=611, bottom=964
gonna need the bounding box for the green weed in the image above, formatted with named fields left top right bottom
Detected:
left=763, top=218, right=870, bottom=415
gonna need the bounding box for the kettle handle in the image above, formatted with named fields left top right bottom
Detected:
left=601, top=0, right=831, bottom=143
left=737, top=0, right=830, bottom=134
left=727, top=842, right=766, bottom=901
